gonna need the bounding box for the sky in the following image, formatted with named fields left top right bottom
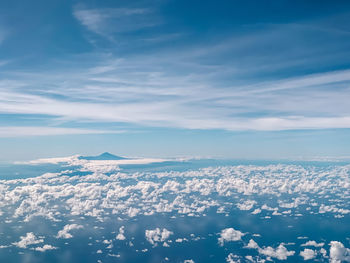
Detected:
left=1, top=0, right=350, bottom=161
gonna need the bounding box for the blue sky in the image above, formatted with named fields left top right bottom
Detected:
left=1, top=0, right=350, bottom=161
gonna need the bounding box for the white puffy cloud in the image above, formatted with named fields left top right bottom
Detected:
left=237, top=200, right=256, bottom=211
left=145, top=228, right=173, bottom=246
left=251, top=208, right=261, bottom=214
left=246, top=239, right=259, bottom=249
left=226, top=253, right=242, bottom=263
left=175, top=238, right=188, bottom=243
left=127, top=207, right=140, bottom=217
left=32, top=244, right=58, bottom=252
left=2, top=163, right=349, bottom=225
left=329, top=241, right=350, bottom=263
left=300, top=248, right=316, bottom=260
left=259, top=244, right=295, bottom=260
left=320, top=248, right=327, bottom=258
left=246, top=239, right=295, bottom=260
left=116, top=226, right=126, bottom=240
left=218, top=228, right=244, bottom=246
left=261, top=204, right=277, bottom=211
left=56, top=224, right=83, bottom=239
left=12, top=232, right=43, bottom=248
left=1, top=162, right=349, bottom=259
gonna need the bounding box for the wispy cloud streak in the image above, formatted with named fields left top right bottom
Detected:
left=73, top=6, right=158, bottom=39
left=1, top=10, right=350, bottom=133
left=0, top=126, right=122, bottom=137
left=1, top=67, right=350, bottom=131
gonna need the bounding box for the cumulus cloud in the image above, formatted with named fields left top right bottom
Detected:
left=319, top=204, right=350, bottom=215
left=245, top=239, right=259, bottom=249
left=329, top=241, right=350, bottom=263
left=320, top=248, right=327, bottom=258
left=116, top=226, right=126, bottom=240
left=32, top=244, right=58, bottom=252
left=237, top=200, right=256, bottom=211
left=226, top=253, right=242, bottom=263
left=1, top=163, right=349, bottom=226
left=300, top=248, right=316, bottom=260
left=1, top=162, right=349, bottom=259
left=259, top=244, right=295, bottom=260
left=251, top=208, right=261, bottom=214
left=12, top=232, right=43, bottom=248
left=145, top=228, right=173, bottom=246
left=127, top=207, right=140, bottom=217
left=218, top=228, right=244, bottom=246
left=56, top=224, right=83, bottom=239
left=246, top=239, right=295, bottom=260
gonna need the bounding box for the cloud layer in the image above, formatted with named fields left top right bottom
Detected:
left=0, top=159, right=349, bottom=261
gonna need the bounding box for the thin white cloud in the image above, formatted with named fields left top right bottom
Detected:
left=3, top=13, right=350, bottom=133
left=0, top=126, right=121, bottom=137
left=0, top=60, right=10, bottom=67
left=73, top=6, right=157, bottom=38
left=0, top=26, right=7, bottom=45
left=1, top=91, right=350, bottom=131
left=301, top=240, right=324, bottom=247
left=2, top=62, right=350, bottom=131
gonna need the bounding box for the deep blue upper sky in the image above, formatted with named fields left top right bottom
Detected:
left=1, top=0, right=350, bottom=161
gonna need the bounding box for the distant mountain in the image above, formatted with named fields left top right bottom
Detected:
left=78, top=152, right=127, bottom=161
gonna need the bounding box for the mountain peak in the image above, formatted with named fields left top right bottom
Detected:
left=100, top=152, right=115, bottom=157
left=78, top=152, right=127, bottom=160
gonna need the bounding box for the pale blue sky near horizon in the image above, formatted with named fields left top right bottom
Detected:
left=1, top=0, right=350, bottom=161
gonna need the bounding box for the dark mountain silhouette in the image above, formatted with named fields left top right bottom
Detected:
left=78, top=152, right=127, bottom=160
